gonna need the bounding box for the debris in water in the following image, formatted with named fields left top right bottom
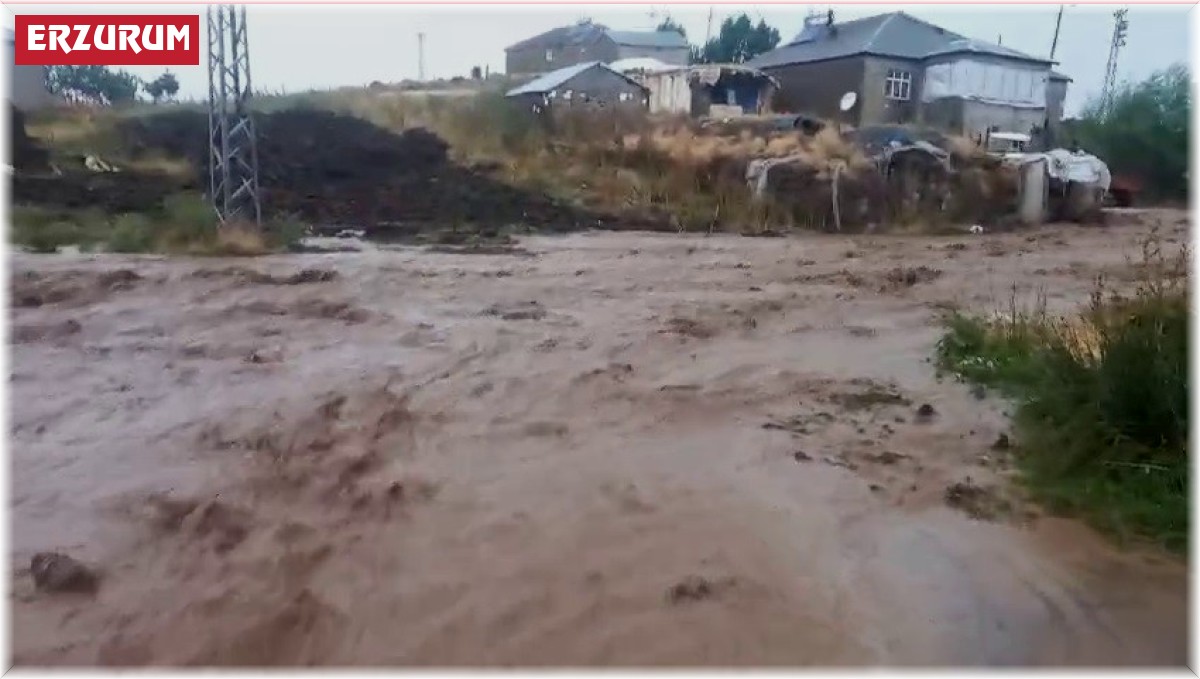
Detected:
left=30, top=552, right=99, bottom=594
left=665, top=574, right=735, bottom=604
left=793, top=450, right=812, bottom=462
left=992, top=433, right=1011, bottom=451
left=822, top=455, right=859, bottom=471
left=943, top=480, right=1011, bottom=521
left=915, top=403, right=937, bottom=422
left=863, top=450, right=907, bottom=465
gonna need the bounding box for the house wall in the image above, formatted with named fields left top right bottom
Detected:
left=762, top=57, right=865, bottom=123
left=861, top=56, right=924, bottom=125
left=923, top=55, right=1049, bottom=108
left=1045, top=79, right=1068, bottom=124
left=614, top=44, right=689, bottom=66
left=962, top=100, right=1044, bottom=137
left=642, top=70, right=692, bottom=114
left=506, top=36, right=618, bottom=76
left=923, top=97, right=1045, bottom=140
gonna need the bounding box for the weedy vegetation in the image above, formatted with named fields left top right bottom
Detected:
left=935, top=231, right=1189, bottom=552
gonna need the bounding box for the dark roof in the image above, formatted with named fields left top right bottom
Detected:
left=505, top=22, right=607, bottom=52
left=1049, top=70, right=1072, bottom=82
left=505, top=61, right=645, bottom=97
left=505, top=23, right=686, bottom=52
left=604, top=29, right=688, bottom=49
left=748, top=12, right=1051, bottom=69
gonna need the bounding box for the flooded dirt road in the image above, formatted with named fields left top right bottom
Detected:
left=9, top=211, right=1189, bottom=666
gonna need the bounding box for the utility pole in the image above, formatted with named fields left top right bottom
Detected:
left=1100, top=8, right=1129, bottom=117
left=417, top=32, right=426, bottom=81
left=1049, top=4, right=1064, bottom=60
left=705, top=7, right=714, bottom=44
left=207, top=4, right=261, bottom=226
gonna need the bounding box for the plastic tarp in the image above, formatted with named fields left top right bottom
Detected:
left=1006, top=149, right=1111, bottom=192
left=923, top=58, right=1047, bottom=109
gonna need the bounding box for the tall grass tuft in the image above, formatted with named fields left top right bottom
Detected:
left=935, top=231, right=1189, bottom=552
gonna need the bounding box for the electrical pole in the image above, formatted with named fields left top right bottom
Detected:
left=418, top=32, right=426, bottom=81
left=207, top=4, right=261, bottom=226
left=1100, top=8, right=1129, bottom=117
left=1049, top=4, right=1064, bottom=60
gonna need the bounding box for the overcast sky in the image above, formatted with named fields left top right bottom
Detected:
left=3, top=3, right=1193, bottom=116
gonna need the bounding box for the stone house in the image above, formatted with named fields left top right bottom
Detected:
left=505, top=21, right=688, bottom=77
left=748, top=12, right=1068, bottom=143
left=505, top=61, right=648, bottom=113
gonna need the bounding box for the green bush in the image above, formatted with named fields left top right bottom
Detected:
left=1068, top=63, right=1189, bottom=201
left=107, top=213, right=156, bottom=252
left=935, top=238, right=1189, bottom=551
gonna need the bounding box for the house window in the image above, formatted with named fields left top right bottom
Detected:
left=884, top=69, right=911, bottom=101
left=545, top=49, right=553, bottom=62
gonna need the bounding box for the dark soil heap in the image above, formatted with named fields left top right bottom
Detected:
left=112, top=109, right=609, bottom=235
left=9, top=106, right=49, bottom=171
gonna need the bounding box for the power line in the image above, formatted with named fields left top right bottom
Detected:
left=1049, top=4, right=1064, bottom=60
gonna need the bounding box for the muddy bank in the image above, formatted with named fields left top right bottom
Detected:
left=9, top=210, right=1189, bottom=666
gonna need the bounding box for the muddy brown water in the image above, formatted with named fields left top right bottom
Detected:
left=9, top=211, right=1189, bottom=666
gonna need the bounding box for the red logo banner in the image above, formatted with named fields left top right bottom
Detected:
left=13, top=15, right=201, bottom=66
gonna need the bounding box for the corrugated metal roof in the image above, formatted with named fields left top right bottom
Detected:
left=608, top=57, right=681, bottom=74
left=749, top=12, right=1050, bottom=69
left=604, top=29, right=688, bottom=49
left=505, top=61, right=606, bottom=96
left=923, top=37, right=1049, bottom=63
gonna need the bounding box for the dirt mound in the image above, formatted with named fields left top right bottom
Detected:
left=111, top=109, right=609, bottom=235
left=9, top=106, right=50, bottom=171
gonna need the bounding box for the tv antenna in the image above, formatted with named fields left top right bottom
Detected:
left=207, top=4, right=261, bottom=226
left=1100, top=8, right=1129, bottom=117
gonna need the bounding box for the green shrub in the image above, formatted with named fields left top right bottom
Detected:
left=935, top=237, right=1189, bottom=551
left=107, top=213, right=156, bottom=252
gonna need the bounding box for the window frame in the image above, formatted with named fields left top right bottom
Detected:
left=884, top=69, right=912, bottom=101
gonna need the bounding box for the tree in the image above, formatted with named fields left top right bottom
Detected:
left=46, top=65, right=141, bottom=104
left=143, top=71, right=180, bottom=103
left=691, top=14, right=780, bottom=65
left=656, top=17, right=686, bottom=39
left=1068, top=63, right=1189, bottom=200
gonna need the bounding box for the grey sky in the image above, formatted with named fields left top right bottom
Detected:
left=4, top=3, right=1192, bottom=116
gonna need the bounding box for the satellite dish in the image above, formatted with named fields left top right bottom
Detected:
left=839, top=91, right=858, bottom=112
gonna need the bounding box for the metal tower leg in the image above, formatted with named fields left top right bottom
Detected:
left=207, top=5, right=261, bottom=226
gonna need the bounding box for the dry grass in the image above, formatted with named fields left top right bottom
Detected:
left=21, top=86, right=1013, bottom=237
left=207, top=223, right=270, bottom=257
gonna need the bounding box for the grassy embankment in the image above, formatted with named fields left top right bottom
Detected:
left=12, top=86, right=887, bottom=254
left=935, top=232, right=1189, bottom=553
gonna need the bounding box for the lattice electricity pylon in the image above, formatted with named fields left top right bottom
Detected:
left=207, top=4, right=261, bottom=226
left=1100, top=8, right=1129, bottom=119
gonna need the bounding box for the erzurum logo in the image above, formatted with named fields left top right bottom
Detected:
left=14, top=15, right=200, bottom=66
